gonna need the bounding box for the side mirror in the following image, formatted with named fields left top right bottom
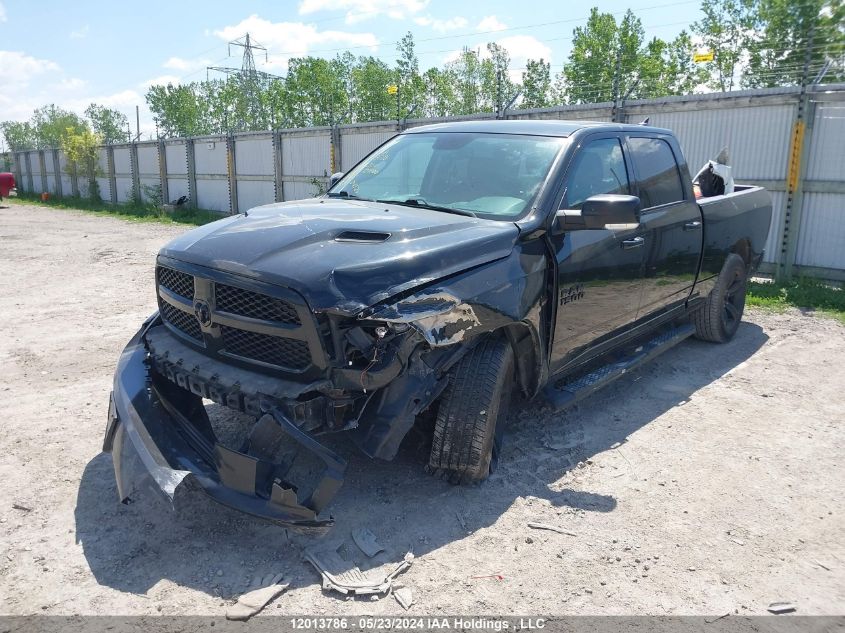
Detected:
left=555, top=194, right=641, bottom=232
left=329, top=172, right=344, bottom=188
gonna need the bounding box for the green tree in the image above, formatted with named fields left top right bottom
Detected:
left=395, top=31, right=425, bottom=118
left=350, top=56, right=395, bottom=122
left=85, top=103, right=129, bottom=144
left=146, top=82, right=209, bottom=137
left=521, top=58, right=551, bottom=109
left=744, top=0, right=845, bottom=87
left=692, top=0, right=757, bottom=91
left=31, top=104, right=87, bottom=148
left=448, top=47, right=486, bottom=114
left=0, top=121, right=37, bottom=151
left=482, top=42, right=518, bottom=114
left=61, top=127, right=102, bottom=200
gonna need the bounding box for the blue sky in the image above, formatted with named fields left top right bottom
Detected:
left=0, top=0, right=701, bottom=140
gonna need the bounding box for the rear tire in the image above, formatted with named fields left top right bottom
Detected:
left=428, top=335, right=514, bottom=485
left=692, top=253, right=748, bottom=343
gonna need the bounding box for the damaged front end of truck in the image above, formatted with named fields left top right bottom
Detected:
left=103, top=240, right=543, bottom=532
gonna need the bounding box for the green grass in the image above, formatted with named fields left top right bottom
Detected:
left=6, top=192, right=223, bottom=226
left=747, top=277, right=845, bottom=325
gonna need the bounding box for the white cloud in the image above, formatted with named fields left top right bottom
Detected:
left=140, top=74, right=182, bottom=89
left=70, top=25, right=89, bottom=39
left=0, top=2, right=7, bottom=22
left=476, top=15, right=507, bottom=33
left=0, top=51, right=61, bottom=84
left=413, top=15, right=467, bottom=32
left=56, top=77, right=88, bottom=91
left=213, top=15, right=378, bottom=71
left=162, top=56, right=208, bottom=72
left=299, top=0, right=428, bottom=24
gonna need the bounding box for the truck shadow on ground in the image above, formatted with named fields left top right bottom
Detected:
left=75, top=322, right=768, bottom=598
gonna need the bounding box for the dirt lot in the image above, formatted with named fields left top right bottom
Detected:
left=0, top=203, right=843, bottom=617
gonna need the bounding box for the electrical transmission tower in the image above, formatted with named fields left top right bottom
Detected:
left=207, top=33, right=281, bottom=132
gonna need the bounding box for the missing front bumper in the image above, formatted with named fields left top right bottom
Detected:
left=103, top=319, right=346, bottom=532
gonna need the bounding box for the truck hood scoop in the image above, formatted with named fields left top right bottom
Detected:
left=335, top=230, right=391, bottom=243
left=159, top=198, right=519, bottom=314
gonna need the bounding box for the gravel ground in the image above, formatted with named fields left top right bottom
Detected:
left=0, top=203, right=843, bottom=617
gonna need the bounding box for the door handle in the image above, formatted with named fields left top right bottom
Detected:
left=684, top=221, right=702, bottom=231
left=621, top=236, right=644, bottom=250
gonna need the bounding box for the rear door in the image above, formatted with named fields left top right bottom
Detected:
left=549, top=135, right=647, bottom=370
left=626, top=135, right=703, bottom=318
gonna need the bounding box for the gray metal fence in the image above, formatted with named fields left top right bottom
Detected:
left=7, top=84, right=845, bottom=280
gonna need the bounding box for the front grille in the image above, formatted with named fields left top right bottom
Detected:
left=155, top=262, right=318, bottom=373
left=157, top=265, right=194, bottom=300
left=216, top=283, right=300, bottom=324
left=160, top=301, right=202, bottom=341
left=220, top=326, right=311, bottom=370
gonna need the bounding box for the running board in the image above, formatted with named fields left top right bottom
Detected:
left=543, top=323, right=695, bottom=411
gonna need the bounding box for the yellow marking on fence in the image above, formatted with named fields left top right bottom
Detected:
left=787, top=120, right=805, bottom=192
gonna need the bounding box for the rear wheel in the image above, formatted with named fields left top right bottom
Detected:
left=692, top=254, right=748, bottom=343
left=427, top=335, right=514, bottom=485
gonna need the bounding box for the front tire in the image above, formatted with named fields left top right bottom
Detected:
left=692, top=253, right=748, bottom=343
left=428, top=335, right=514, bottom=485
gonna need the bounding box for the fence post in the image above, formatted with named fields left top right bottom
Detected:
left=157, top=140, right=169, bottom=204
left=330, top=125, right=342, bottom=175
left=130, top=142, right=141, bottom=203
left=226, top=133, right=238, bottom=215
left=53, top=148, right=63, bottom=198
left=38, top=150, right=48, bottom=193
left=13, top=152, right=23, bottom=192
left=273, top=131, right=284, bottom=202
left=24, top=152, right=34, bottom=193
left=185, top=138, right=197, bottom=209
left=106, top=146, right=117, bottom=204
left=70, top=158, right=79, bottom=197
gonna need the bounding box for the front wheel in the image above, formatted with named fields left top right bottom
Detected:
left=692, top=253, right=748, bottom=343
left=428, top=335, right=514, bottom=485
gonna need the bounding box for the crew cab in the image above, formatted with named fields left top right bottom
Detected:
left=104, top=120, right=772, bottom=531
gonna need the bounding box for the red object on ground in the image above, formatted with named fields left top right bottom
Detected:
left=0, top=172, right=15, bottom=197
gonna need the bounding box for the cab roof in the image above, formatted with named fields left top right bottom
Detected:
left=405, top=119, right=671, bottom=138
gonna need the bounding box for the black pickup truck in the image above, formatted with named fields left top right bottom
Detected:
left=104, top=120, right=771, bottom=531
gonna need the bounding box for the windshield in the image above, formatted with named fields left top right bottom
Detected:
left=328, top=132, right=565, bottom=221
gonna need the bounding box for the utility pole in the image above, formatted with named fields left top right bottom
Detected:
left=207, top=32, right=281, bottom=132
left=136, top=105, right=141, bottom=142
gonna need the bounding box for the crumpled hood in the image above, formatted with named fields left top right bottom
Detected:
left=159, top=198, right=520, bottom=314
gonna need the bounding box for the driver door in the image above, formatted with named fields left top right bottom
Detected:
left=549, top=136, right=647, bottom=371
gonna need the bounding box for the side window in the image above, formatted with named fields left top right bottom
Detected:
left=560, top=138, right=629, bottom=210
left=627, top=137, right=685, bottom=208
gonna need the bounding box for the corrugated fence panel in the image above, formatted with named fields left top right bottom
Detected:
left=341, top=131, right=395, bottom=171
left=284, top=180, right=321, bottom=201
left=113, top=146, right=131, bottom=175
left=165, top=142, right=187, bottom=175
left=237, top=181, right=276, bottom=212
left=164, top=141, right=188, bottom=202
left=282, top=133, right=330, bottom=176
left=96, top=148, right=110, bottom=201
left=30, top=152, right=42, bottom=191
left=762, top=190, right=785, bottom=265
left=194, top=138, right=229, bottom=212
left=806, top=104, right=845, bottom=181
left=194, top=138, right=228, bottom=175
left=137, top=144, right=160, bottom=201
left=644, top=104, right=796, bottom=180
left=113, top=146, right=133, bottom=202
left=235, top=138, right=274, bottom=175
left=57, top=152, right=73, bottom=195
left=44, top=151, right=58, bottom=194
left=795, top=193, right=845, bottom=270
